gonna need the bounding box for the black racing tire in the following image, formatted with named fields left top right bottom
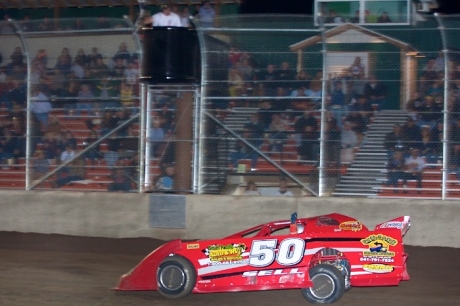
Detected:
left=301, top=264, right=345, bottom=304
left=156, top=255, right=196, bottom=299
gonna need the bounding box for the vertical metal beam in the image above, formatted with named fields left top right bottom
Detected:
left=139, top=82, right=147, bottom=192
left=10, top=20, right=32, bottom=190
left=192, top=86, right=200, bottom=194
left=434, top=13, right=449, bottom=200
left=318, top=12, right=327, bottom=197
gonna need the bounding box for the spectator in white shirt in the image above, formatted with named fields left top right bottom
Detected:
left=274, top=178, right=294, bottom=196
left=153, top=4, right=182, bottom=27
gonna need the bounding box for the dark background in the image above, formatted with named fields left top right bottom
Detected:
left=239, top=0, right=460, bottom=15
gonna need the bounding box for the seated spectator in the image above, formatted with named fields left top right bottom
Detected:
left=96, top=16, right=111, bottom=29
left=6, top=79, right=26, bottom=111
left=88, top=47, right=103, bottom=67
left=42, top=132, right=60, bottom=162
left=377, top=12, right=392, bottom=23
left=100, top=110, right=118, bottom=136
left=70, top=58, right=85, bottom=79
left=267, top=113, right=288, bottom=152
left=108, top=166, right=132, bottom=192
left=349, top=57, right=365, bottom=80
left=104, top=133, right=120, bottom=169
left=419, top=126, right=438, bottom=164
left=155, top=163, right=175, bottom=192
left=244, top=181, right=260, bottom=196
left=298, top=125, right=319, bottom=164
left=0, top=128, right=17, bottom=168
left=404, top=148, right=426, bottom=192
left=341, top=121, right=358, bottom=163
left=259, top=64, right=277, bottom=97
left=91, top=55, right=109, bottom=80
left=385, top=150, right=406, bottom=192
left=230, top=128, right=259, bottom=171
left=112, top=43, right=131, bottom=66
left=276, top=61, right=295, bottom=93
left=417, top=95, right=442, bottom=129
left=71, top=19, right=86, bottom=30
left=95, top=76, right=120, bottom=110
left=32, top=150, right=50, bottom=184
left=55, top=47, right=72, bottom=75
left=272, top=87, right=290, bottom=112
left=38, top=17, right=53, bottom=31
left=76, top=83, right=95, bottom=116
left=120, top=81, right=135, bottom=112
left=274, top=177, right=293, bottom=196
left=83, top=130, right=101, bottom=167
left=305, top=77, right=323, bottom=106
left=51, top=158, right=86, bottom=188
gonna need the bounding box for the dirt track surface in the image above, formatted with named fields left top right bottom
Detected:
left=0, top=232, right=459, bottom=306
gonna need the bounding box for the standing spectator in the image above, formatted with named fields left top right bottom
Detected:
left=363, top=75, right=387, bottom=110
left=385, top=150, right=406, bottom=192
left=404, top=148, right=426, bottom=192
left=244, top=181, right=260, bottom=196
left=401, top=116, right=422, bottom=152
left=152, top=4, right=181, bottom=27
left=384, top=124, right=404, bottom=159
left=31, top=86, right=52, bottom=128
left=273, top=177, right=293, bottom=196
left=198, top=1, right=215, bottom=28
left=329, top=80, right=347, bottom=128
left=325, top=118, right=341, bottom=166
left=341, top=121, right=358, bottom=163
left=149, top=119, right=165, bottom=157
left=349, top=56, right=365, bottom=79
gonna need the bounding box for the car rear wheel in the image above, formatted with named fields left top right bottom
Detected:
left=157, top=255, right=196, bottom=299
left=301, top=264, right=345, bottom=304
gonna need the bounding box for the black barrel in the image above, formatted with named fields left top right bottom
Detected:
left=141, top=26, right=200, bottom=84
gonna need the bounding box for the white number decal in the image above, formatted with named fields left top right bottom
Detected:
left=249, top=239, right=277, bottom=267
left=277, top=238, right=305, bottom=266
left=249, top=238, right=306, bottom=267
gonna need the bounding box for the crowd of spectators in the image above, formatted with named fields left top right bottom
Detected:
left=382, top=50, right=460, bottom=192
left=223, top=50, right=382, bottom=170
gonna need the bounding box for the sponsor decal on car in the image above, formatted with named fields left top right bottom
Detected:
left=203, top=243, right=247, bottom=265
left=378, top=222, right=404, bottom=229
left=339, top=221, right=362, bottom=232
left=361, top=234, right=398, bottom=257
left=187, top=243, right=200, bottom=250
left=362, top=264, right=394, bottom=274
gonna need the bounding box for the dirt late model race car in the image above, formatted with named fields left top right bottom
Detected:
left=114, top=213, right=411, bottom=304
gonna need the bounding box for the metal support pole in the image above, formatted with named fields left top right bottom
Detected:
left=435, top=13, right=449, bottom=200
left=318, top=13, right=327, bottom=197
left=139, top=82, right=147, bottom=192
left=192, top=87, right=201, bottom=194
left=144, top=87, right=153, bottom=190
left=10, top=20, right=32, bottom=190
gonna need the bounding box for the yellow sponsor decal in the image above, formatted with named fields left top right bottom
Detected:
left=339, top=221, right=362, bottom=232
left=206, top=243, right=246, bottom=262
left=361, top=234, right=398, bottom=257
left=187, top=243, right=200, bottom=250
left=363, top=264, right=394, bottom=274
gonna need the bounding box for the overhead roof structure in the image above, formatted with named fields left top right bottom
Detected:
left=0, top=0, right=239, bottom=10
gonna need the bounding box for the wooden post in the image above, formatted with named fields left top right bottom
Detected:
left=174, top=90, right=193, bottom=194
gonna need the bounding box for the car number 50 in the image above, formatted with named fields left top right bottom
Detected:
left=249, top=238, right=305, bottom=267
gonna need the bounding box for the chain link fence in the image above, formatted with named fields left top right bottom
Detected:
left=2, top=14, right=460, bottom=199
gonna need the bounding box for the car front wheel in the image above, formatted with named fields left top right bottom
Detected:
left=157, top=255, right=196, bottom=299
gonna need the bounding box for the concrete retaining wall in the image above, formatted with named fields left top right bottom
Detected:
left=0, top=191, right=459, bottom=248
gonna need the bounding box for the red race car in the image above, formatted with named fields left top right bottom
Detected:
left=114, top=213, right=410, bottom=304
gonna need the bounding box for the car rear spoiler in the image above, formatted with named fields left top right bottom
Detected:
left=375, top=216, right=411, bottom=237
